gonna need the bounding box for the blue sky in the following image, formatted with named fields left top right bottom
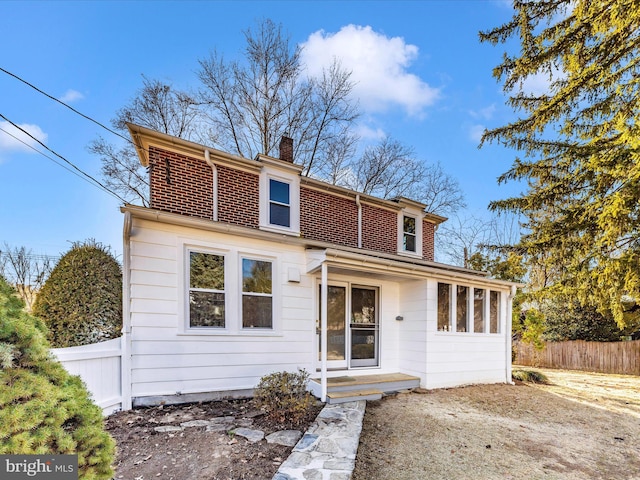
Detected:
left=0, top=0, right=529, bottom=261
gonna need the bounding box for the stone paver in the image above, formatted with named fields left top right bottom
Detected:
left=273, top=401, right=365, bottom=480
left=266, top=430, right=303, bottom=447
left=233, top=427, right=265, bottom=443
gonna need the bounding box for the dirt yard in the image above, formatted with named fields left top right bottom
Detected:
left=105, top=398, right=322, bottom=480
left=352, top=367, right=640, bottom=480
left=106, top=368, right=640, bottom=479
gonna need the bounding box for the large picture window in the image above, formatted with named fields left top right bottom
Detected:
left=242, top=258, right=273, bottom=328
left=188, top=251, right=225, bottom=328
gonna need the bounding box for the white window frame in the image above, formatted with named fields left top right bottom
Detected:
left=259, top=167, right=300, bottom=235
left=178, top=240, right=281, bottom=336
left=436, top=281, right=504, bottom=335
left=183, top=246, right=230, bottom=333
left=240, top=255, right=275, bottom=330
left=397, top=210, right=423, bottom=257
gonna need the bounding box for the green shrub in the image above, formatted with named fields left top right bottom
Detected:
left=253, top=369, right=314, bottom=425
left=0, top=276, right=115, bottom=479
left=32, top=240, right=122, bottom=347
left=512, top=368, right=549, bottom=384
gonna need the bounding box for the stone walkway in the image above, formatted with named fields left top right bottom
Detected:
left=273, top=401, right=366, bottom=480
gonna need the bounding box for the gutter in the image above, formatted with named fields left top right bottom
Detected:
left=120, top=205, right=516, bottom=286
left=506, top=284, right=517, bottom=385
left=203, top=149, right=218, bottom=221
left=356, top=194, right=362, bottom=249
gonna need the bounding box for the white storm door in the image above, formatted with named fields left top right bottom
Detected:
left=317, top=283, right=348, bottom=370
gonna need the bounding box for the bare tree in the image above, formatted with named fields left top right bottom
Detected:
left=0, top=244, right=54, bottom=311
left=341, top=136, right=465, bottom=216
left=407, top=161, right=466, bottom=216
left=89, top=76, right=203, bottom=206
left=197, top=19, right=359, bottom=176
left=91, top=19, right=464, bottom=220
left=436, top=214, right=494, bottom=267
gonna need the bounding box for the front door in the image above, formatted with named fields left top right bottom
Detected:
left=317, top=283, right=379, bottom=369
left=350, top=286, right=379, bottom=367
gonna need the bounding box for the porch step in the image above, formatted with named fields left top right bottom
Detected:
left=326, top=389, right=383, bottom=404
left=309, top=373, right=420, bottom=404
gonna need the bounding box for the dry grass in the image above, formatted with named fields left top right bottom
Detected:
left=353, top=367, right=640, bottom=480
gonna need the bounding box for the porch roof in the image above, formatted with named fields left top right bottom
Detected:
left=306, top=247, right=519, bottom=290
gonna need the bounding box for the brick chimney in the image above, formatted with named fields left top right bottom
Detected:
left=279, top=135, right=294, bottom=163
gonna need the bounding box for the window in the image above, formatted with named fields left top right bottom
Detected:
left=456, top=285, right=468, bottom=332
left=188, top=252, right=225, bottom=328
left=490, top=291, right=500, bottom=333
left=474, top=288, right=485, bottom=333
left=403, top=216, right=417, bottom=252
left=242, top=258, right=273, bottom=328
left=269, top=179, right=290, bottom=227
left=437, top=283, right=451, bottom=331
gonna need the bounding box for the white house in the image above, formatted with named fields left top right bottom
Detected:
left=120, top=124, right=517, bottom=408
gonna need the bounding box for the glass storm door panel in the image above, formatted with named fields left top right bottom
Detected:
left=317, top=285, right=348, bottom=369
left=350, top=286, right=379, bottom=367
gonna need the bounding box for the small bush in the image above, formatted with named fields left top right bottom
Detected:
left=512, top=368, right=549, bottom=384
left=0, top=277, right=115, bottom=478
left=253, top=369, right=313, bottom=425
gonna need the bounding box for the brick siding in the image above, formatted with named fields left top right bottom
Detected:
left=149, top=146, right=213, bottom=219
left=301, top=187, right=358, bottom=247
left=217, top=165, right=259, bottom=228
left=148, top=146, right=436, bottom=259
left=362, top=204, right=397, bottom=255
left=422, top=220, right=435, bottom=261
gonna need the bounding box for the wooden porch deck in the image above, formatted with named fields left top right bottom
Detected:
left=309, top=373, right=420, bottom=404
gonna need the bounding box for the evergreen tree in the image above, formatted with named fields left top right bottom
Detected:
left=480, top=0, right=640, bottom=327
left=32, top=241, right=122, bottom=348
left=0, top=276, right=115, bottom=478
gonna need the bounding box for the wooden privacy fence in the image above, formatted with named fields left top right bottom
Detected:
left=514, top=340, right=640, bottom=375
left=51, top=337, right=123, bottom=415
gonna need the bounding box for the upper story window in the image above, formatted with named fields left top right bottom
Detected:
left=397, top=209, right=422, bottom=257
left=269, top=179, right=291, bottom=227
left=188, top=251, right=225, bottom=328
left=259, top=160, right=301, bottom=236
left=403, top=216, right=417, bottom=252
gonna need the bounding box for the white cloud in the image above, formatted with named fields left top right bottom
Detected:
left=513, top=66, right=566, bottom=96
left=58, top=89, right=84, bottom=103
left=469, top=124, right=486, bottom=143
left=300, top=25, right=439, bottom=116
left=355, top=124, right=386, bottom=141
left=469, top=104, right=496, bottom=120
left=0, top=121, right=48, bottom=158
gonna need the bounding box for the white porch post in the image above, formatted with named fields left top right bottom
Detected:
left=321, top=261, right=328, bottom=402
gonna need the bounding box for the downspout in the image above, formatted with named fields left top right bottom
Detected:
left=204, top=149, right=218, bottom=221
left=321, top=262, right=328, bottom=402
left=355, top=194, right=362, bottom=249
left=121, top=211, right=133, bottom=410
left=506, top=285, right=516, bottom=385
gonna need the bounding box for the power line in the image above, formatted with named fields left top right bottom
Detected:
left=0, top=66, right=132, bottom=145
left=0, top=113, right=128, bottom=204
left=0, top=126, right=94, bottom=185
left=1, top=67, right=151, bottom=187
